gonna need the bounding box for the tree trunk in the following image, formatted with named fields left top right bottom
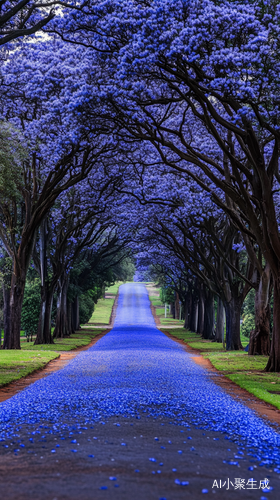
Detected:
left=72, top=296, right=80, bottom=331
left=215, top=297, right=225, bottom=343
left=203, top=291, right=215, bottom=339
left=3, top=274, right=25, bottom=349
left=188, top=293, right=193, bottom=326
left=190, top=299, right=198, bottom=333
left=183, top=294, right=190, bottom=329
left=76, top=296, right=80, bottom=329
left=224, top=295, right=243, bottom=350
left=197, top=287, right=205, bottom=335
left=67, top=298, right=74, bottom=335
left=34, top=220, right=54, bottom=345
left=265, top=275, right=280, bottom=372
left=249, top=264, right=271, bottom=356
left=2, top=230, right=36, bottom=349
left=34, top=288, right=54, bottom=345
left=71, top=300, right=75, bottom=333
left=174, top=292, right=180, bottom=320
left=2, top=283, right=11, bottom=349
left=53, top=277, right=69, bottom=339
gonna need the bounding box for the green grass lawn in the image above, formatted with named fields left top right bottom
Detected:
left=160, top=318, right=185, bottom=325
left=20, top=329, right=104, bottom=351
left=106, top=282, right=122, bottom=295
left=89, top=298, right=115, bottom=324
left=0, top=279, right=121, bottom=387
left=1, top=330, right=27, bottom=342
left=206, top=350, right=280, bottom=410
left=88, top=281, right=123, bottom=324
left=155, top=307, right=165, bottom=316
left=0, top=328, right=106, bottom=387
left=149, top=294, right=185, bottom=325
left=0, top=290, right=114, bottom=387
left=170, top=330, right=248, bottom=350
left=0, top=350, right=59, bottom=387
left=162, top=327, right=280, bottom=410
left=150, top=296, right=163, bottom=307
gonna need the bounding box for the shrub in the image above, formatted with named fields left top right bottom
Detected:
left=21, top=279, right=41, bottom=335
left=79, top=291, right=95, bottom=324
left=241, top=313, right=255, bottom=338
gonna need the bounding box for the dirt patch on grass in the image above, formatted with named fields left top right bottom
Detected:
left=0, top=329, right=110, bottom=403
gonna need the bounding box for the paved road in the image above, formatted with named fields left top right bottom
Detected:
left=0, top=283, right=280, bottom=499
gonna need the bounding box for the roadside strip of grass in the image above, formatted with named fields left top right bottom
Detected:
left=20, top=328, right=105, bottom=351
left=89, top=299, right=115, bottom=324
left=0, top=328, right=106, bottom=388
left=147, top=287, right=185, bottom=326
left=89, top=281, right=123, bottom=324
left=0, top=283, right=122, bottom=387
left=105, top=282, right=123, bottom=295
left=0, top=351, right=59, bottom=387
left=161, top=327, right=280, bottom=411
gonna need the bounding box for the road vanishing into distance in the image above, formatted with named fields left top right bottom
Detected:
left=0, top=283, right=280, bottom=499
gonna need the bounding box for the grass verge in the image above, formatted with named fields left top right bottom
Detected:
left=148, top=290, right=185, bottom=326
left=89, top=281, right=123, bottom=324
left=20, top=329, right=104, bottom=351
left=89, top=299, right=115, bottom=324
left=161, top=327, right=280, bottom=410
left=0, top=328, right=106, bottom=387
left=0, top=282, right=119, bottom=388
left=105, top=282, right=123, bottom=295
left=0, top=351, right=59, bottom=387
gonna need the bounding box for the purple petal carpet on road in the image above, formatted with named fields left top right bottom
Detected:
left=0, top=283, right=279, bottom=473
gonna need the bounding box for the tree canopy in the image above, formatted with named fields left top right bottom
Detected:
left=1, top=0, right=280, bottom=371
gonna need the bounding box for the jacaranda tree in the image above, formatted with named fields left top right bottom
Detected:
left=56, top=0, right=280, bottom=370
left=0, top=41, right=118, bottom=348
